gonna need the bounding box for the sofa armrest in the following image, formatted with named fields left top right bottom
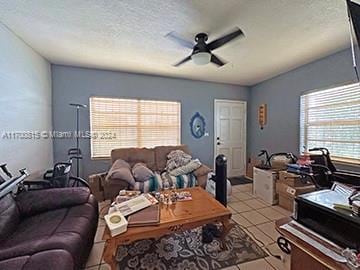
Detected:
left=193, top=164, right=212, bottom=188
left=16, top=187, right=91, bottom=217
left=88, top=172, right=107, bottom=201
left=88, top=172, right=107, bottom=192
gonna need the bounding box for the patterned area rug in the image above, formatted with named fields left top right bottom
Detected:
left=116, top=223, right=267, bottom=270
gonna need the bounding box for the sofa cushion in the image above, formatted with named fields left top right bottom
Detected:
left=154, top=145, right=190, bottom=171
left=106, top=159, right=135, bottom=187
left=132, top=163, right=154, bottom=182
left=111, top=147, right=156, bottom=171
left=0, top=194, right=20, bottom=242
left=15, top=187, right=91, bottom=217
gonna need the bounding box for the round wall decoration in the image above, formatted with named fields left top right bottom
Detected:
left=190, top=112, right=206, bottom=139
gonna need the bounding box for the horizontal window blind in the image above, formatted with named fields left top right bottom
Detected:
left=300, top=83, right=360, bottom=164
left=90, top=97, right=181, bottom=158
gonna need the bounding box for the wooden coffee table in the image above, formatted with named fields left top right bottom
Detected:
left=102, top=187, right=232, bottom=270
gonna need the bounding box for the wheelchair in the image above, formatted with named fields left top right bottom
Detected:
left=23, top=155, right=89, bottom=190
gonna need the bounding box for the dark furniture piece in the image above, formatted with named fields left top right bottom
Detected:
left=276, top=217, right=351, bottom=270
left=0, top=187, right=98, bottom=270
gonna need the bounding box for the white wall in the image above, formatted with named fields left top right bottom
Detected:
left=0, top=23, right=53, bottom=177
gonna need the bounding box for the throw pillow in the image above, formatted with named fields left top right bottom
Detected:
left=106, top=159, right=135, bottom=187
left=132, top=163, right=154, bottom=182
left=169, top=159, right=201, bottom=176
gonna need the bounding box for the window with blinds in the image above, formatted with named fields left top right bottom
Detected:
left=89, top=97, right=181, bottom=158
left=300, top=83, right=360, bottom=164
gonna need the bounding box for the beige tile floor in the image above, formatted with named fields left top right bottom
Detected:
left=86, top=183, right=292, bottom=270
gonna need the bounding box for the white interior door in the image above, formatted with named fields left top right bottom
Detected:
left=214, top=99, right=246, bottom=177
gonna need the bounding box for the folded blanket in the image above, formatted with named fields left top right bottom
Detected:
left=169, top=159, right=201, bottom=176
left=132, top=172, right=197, bottom=193
left=166, top=150, right=192, bottom=171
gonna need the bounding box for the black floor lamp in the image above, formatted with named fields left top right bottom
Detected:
left=69, top=103, right=87, bottom=177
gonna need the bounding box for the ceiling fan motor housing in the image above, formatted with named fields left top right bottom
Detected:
left=168, top=27, right=244, bottom=67
left=193, top=33, right=210, bottom=54
left=195, top=33, right=208, bottom=42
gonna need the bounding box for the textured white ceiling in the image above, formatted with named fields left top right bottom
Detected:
left=0, top=0, right=354, bottom=85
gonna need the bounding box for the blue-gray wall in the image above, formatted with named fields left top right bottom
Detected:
left=52, top=65, right=249, bottom=178
left=249, top=48, right=359, bottom=171
left=0, top=23, right=52, bottom=177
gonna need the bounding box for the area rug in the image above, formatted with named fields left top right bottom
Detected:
left=229, top=176, right=253, bottom=186
left=115, top=223, right=267, bottom=270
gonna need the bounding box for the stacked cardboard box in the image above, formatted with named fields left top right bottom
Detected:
left=276, top=171, right=315, bottom=211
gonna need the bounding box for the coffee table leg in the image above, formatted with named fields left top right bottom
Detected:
left=103, top=239, right=117, bottom=270
left=220, top=219, right=234, bottom=250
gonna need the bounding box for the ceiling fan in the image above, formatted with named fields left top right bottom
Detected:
left=165, top=27, right=244, bottom=67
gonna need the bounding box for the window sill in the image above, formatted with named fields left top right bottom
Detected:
left=332, top=159, right=360, bottom=168
left=91, top=157, right=111, bottom=161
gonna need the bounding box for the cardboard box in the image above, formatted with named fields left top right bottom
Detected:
left=276, top=182, right=316, bottom=211
left=278, top=171, right=311, bottom=187
left=278, top=194, right=293, bottom=212
left=246, top=158, right=260, bottom=179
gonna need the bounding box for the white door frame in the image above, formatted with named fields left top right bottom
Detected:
left=214, top=99, right=247, bottom=176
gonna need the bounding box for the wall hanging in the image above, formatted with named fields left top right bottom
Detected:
left=190, top=112, right=206, bottom=139
left=258, top=104, right=267, bottom=130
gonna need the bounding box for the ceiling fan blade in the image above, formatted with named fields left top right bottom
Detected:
left=210, top=54, right=227, bottom=67
left=173, top=55, right=192, bottom=67
left=208, top=27, right=244, bottom=51
left=165, top=31, right=194, bottom=49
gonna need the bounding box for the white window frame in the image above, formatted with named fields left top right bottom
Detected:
left=89, top=96, right=181, bottom=159
left=300, top=82, right=360, bottom=165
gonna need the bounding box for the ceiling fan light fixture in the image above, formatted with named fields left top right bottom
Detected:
left=191, top=52, right=211, bottom=65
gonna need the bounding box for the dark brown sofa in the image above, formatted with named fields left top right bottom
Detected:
left=0, top=187, right=98, bottom=270
left=89, top=145, right=211, bottom=200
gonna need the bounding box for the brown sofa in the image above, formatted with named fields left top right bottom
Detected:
left=89, top=145, right=211, bottom=201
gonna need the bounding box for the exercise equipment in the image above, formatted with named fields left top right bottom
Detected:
left=0, top=168, right=29, bottom=199
left=0, top=163, right=12, bottom=178
left=308, top=147, right=360, bottom=188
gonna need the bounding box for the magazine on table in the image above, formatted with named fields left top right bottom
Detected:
left=115, top=193, right=158, bottom=217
